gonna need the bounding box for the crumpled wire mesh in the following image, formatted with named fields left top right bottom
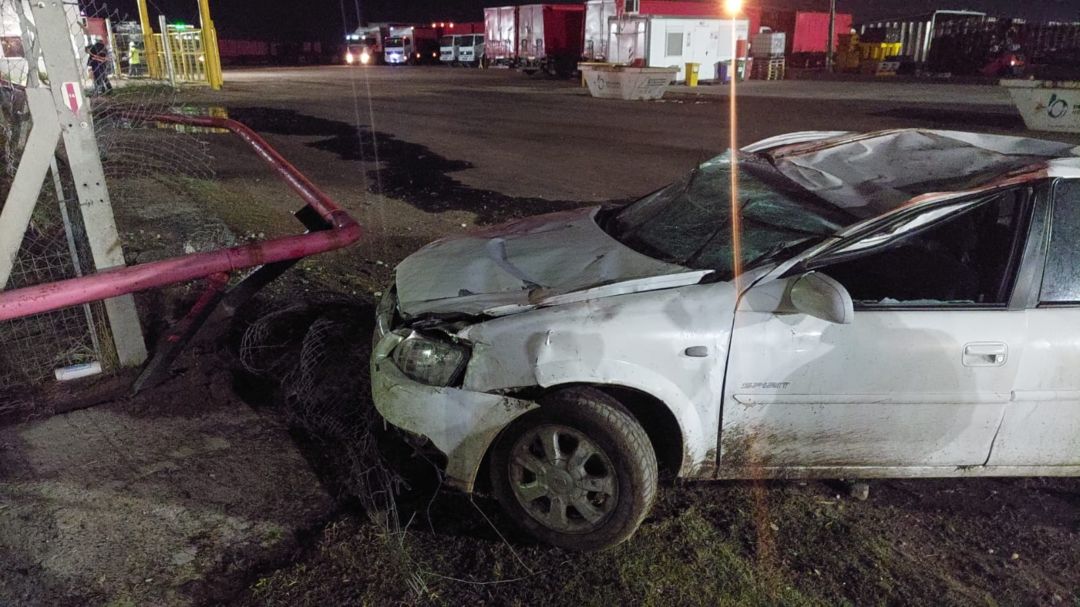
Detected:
left=239, top=294, right=407, bottom=527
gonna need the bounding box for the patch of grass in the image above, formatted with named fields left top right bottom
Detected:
left=177, top=177, right=295, bottom=239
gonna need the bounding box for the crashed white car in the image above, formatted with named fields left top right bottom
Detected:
left=372, top=129, right=1080, bottom=550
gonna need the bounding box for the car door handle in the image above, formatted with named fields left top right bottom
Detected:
left=963, top=342, right=1008, bottom=367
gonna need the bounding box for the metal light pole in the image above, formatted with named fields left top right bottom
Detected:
left=826, top=0, right=836, bottom=72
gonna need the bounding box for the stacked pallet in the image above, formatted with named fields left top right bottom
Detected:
left=750, top=57, right=786, bottom=80
left=749, top=30, right=786, bottom=80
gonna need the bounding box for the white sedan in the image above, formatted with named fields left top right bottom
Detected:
left=371, top=129, right=1080, bottom=550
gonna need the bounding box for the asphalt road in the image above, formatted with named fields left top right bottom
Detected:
left=200, top=66, right=1065, bottom=207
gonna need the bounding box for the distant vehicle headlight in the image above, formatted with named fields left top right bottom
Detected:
left=391, top=331, right=470, bottom=387
left=360, top=50, right=371, bottom=65
left=346, top=51, right=355, bottom=64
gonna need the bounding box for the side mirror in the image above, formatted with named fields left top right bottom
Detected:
left=788, top=272, right=854, bottom=325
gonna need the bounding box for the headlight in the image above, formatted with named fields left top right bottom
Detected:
left=360, top=50, right=371, bottom=65
left=391, top=331, right=470, bottom=387
left=346, top=51, right=355, bottom=64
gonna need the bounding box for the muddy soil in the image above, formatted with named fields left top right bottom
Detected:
left=0, top=344, right=334, bottom=606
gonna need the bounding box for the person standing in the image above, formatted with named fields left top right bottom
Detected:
left=128, top=41, right=144, bottom=77
left=87, top=40, right=112, bottom=94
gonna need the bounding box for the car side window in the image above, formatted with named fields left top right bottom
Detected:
left=1041, top=180, right=1080, bottom=304
left=820, top=189, right=1027, bottom=307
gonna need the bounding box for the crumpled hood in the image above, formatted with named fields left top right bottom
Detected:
left=395, top=207, right=705, bottom=317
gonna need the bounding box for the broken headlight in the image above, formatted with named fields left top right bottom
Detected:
left=391, top=331, right=470, bottom=387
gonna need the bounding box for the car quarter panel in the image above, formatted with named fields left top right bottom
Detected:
left=459, top=281, right=740, bottom=478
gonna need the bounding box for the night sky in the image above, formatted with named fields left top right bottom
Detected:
left=102, top=0, right=1079, bottom=41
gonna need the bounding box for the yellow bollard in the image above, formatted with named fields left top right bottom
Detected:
left=685, top=62, right=700, bottom=87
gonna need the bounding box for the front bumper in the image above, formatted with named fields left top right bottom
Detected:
left=370, top=293, right=537, bottom=492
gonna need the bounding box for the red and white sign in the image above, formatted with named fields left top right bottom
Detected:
left=62, top=81, right=83, bottom=116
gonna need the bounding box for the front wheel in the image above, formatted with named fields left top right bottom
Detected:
left=490, top=387, right=658, bottom=551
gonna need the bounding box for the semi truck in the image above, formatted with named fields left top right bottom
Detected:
left=345, top=24, right=389, bottom=65
left=384, top=25, right=439, bottom=65
left=483, top=4, right=585, bottom=76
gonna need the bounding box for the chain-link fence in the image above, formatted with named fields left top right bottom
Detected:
left=0, top=1, right=102, bottom=395
left=0, top=0, right=218, bottom=401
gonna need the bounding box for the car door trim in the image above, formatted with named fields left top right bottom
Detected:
left=732, top=393, right=1013, bottom=406
left=1009, top=181, right=1053, bottom=310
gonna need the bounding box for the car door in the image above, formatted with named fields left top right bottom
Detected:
left=991, top=179, right=1080, bottom=467
left=719, top=187, right=1034, bottom=472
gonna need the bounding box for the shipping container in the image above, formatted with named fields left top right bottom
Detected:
left=752, top=9, right=853, bottom=67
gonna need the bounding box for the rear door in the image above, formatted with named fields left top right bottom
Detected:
left=721, top=188, right=1034, bottom=471
left=991, top=179, right=1080, bottom=466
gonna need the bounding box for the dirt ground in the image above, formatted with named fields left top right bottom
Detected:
left=2, top=68, right=1079, bottom=605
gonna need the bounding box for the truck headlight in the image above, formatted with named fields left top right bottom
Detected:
left=391, top=331, right=470, bottom=387
left=346, top=51, right=355, bottom=64
left=360, top=50, right=371, bottom=65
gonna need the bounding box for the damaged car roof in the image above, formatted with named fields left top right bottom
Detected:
left=394, top=129, right=1080, bottom=319
left=754, top=129, right=1080, bottom=219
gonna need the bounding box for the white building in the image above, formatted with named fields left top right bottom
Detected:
left=584, top=1, right=748, bottom=82
left=612, top=15, right=748, bottom=82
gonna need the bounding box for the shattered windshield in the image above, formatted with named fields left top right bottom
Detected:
left=608, top=154, right=854, bottom=279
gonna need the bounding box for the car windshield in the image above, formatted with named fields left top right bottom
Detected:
left=607, top=154, right=855, bottom=279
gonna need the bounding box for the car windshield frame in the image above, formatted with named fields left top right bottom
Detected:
left=603, top=153, right=858, bottom=280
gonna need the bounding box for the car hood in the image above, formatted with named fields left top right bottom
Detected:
left=395, top=207, right=709, bottom=318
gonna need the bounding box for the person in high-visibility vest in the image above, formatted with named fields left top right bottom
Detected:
left=129, top=41, right=143, bottom=77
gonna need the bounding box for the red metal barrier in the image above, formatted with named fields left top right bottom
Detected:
left=0, top=114, right=362, bottom=322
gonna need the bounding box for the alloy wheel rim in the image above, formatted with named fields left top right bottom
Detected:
left=508, top=424, right=618, bottom=534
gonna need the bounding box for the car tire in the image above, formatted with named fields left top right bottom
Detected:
left=490, top=387, right=658, bottom=551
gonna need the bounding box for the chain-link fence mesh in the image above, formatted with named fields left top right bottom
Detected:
left=0, top=0, right=219, bottom=401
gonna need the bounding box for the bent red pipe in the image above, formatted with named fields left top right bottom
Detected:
left=0, top=113, right=362, bottom=322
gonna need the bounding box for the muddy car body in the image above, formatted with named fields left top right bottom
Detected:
left=372, top=129, right=1080, bottom=549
